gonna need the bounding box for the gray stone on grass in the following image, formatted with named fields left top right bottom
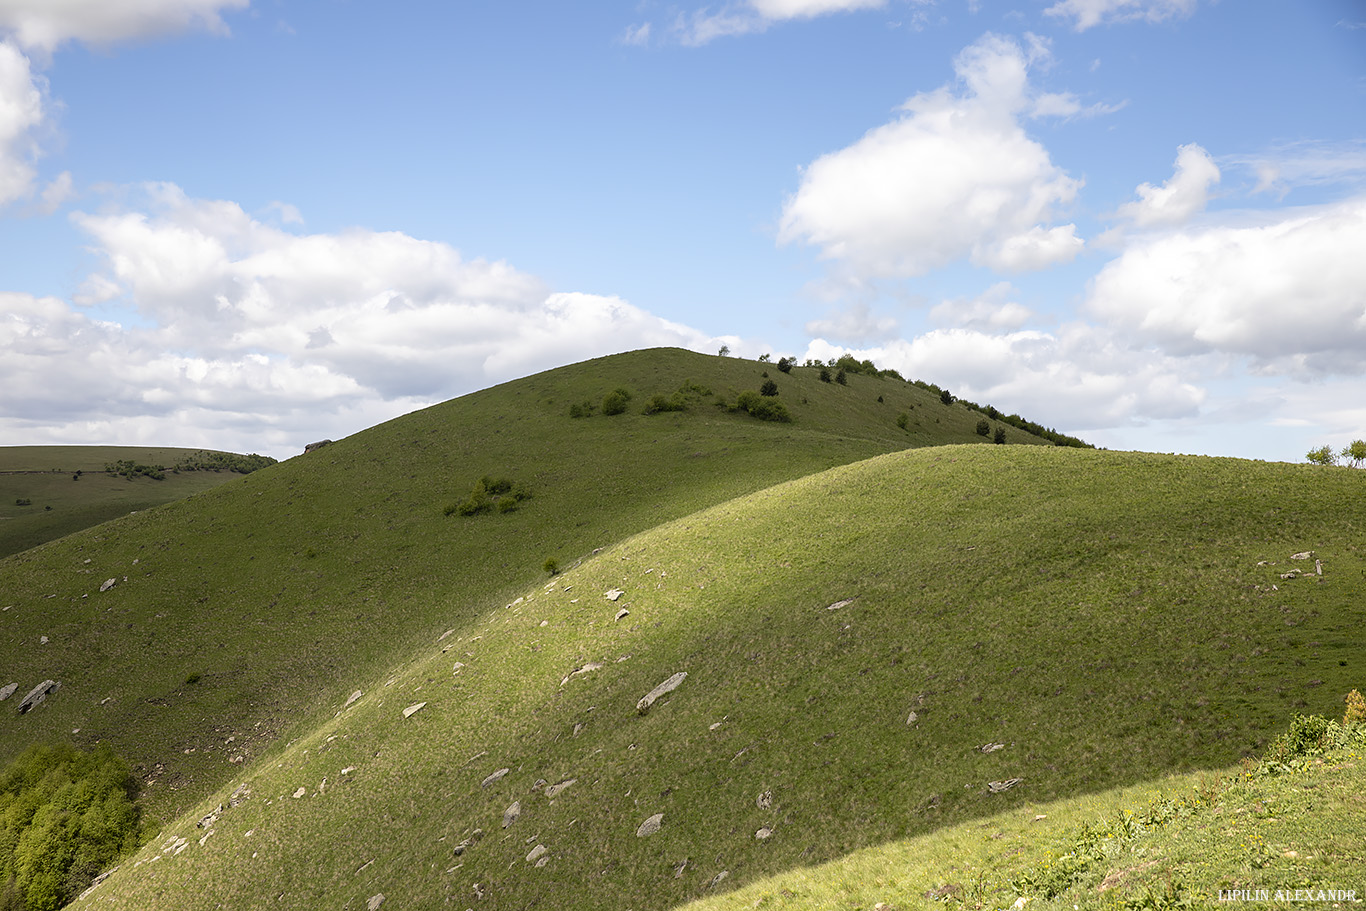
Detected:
left=756, top=790, right=772, bottom=810
left=606, top=589, right=625, bottom=601
left=0, top=683, right=16, bottom=702
left=825, top=598, right=854, bottom=610
left=544, top=778, right=577, bottom=799
left=636, top=813, right=663, bottom=837
left=17, top=680, right=59, bottom=714
left=755, top=826, right=773, bottom=839
left=366, top=894, right=384, bottom=911
left=636, top=672, right=687, bottom=714
left=481, top=768, right=510, bottom=788
left=978, top=742, right=1005, bottom=753
left=100, top=578, right=117, bottom=592
left=526, top=844, right=547, bottom=863
left=502, top=801, right=521, bottom=828
left=402, top=701, right=426, bottom=718
left=344, top=690, right=363, bottom=708
left=987, top=778, right=1023, bottom=793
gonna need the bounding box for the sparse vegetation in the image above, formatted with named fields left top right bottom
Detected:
left=601, top=387, right=633, bottom=415
left=449, top=475, right=530, bottom=516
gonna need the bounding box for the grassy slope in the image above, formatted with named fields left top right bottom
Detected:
left=1, top=349, right=1025, bottom=830
left=0, top=447, right=258, bottom=559
left=69, top=445, right=1364, bottom=911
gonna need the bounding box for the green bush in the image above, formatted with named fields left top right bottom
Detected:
left=819, top=367, right=832, bottom=383
left=568, top=401, right=594, bottom=418
left=543, top=557, right=560, bottom=576
left=776, top=357, right=794, bottom=373
left=735, top=391, right=792, bottom=423
left=601, top=388, right=632, bottom=415
left=975, top=418, right=990, bottom=437
left=835, top=368, right=847, bottom=385
left=759, top=379, right=778, bottom=397
left=940, top=388, right=954, bottom=405
left=896, top=413, right=909, bottom=431
left=13, top=499, right=30, bottom=507
left=994, top=427, right=1007, bottom=445
left=642, top=393, right=686, bottom=415
left=451, top=477, right=530, bottom=517
left=0, top=743, right=141, bottom=911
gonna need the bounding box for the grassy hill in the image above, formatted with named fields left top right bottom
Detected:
left=0, top=446, right=275, bottom=559
left=0, top=350, right=1038, bottom=827
left=4, top=348, right=1360, bottom=910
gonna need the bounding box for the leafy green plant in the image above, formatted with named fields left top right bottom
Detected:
left=602, top=388, right=633, bottom=415
left=994, top=427, right=1007, bottom=445
left=735, top=390, right=792, bottom=422
left=642, top=393, right=686, bottom=414
left=976, top=418, right=990, bottom=436
left=759, top=379, right=778, bottom=397
left=0, top=743, right=141, bottom=911
left=1344, top=688, right=1366, bottom=724
left=543, top=557, right=560, bottom=576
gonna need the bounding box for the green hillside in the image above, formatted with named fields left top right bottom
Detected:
left=0, top=349, right=1041, bottom=830
left=0, top=446, right=275, bottom=559
left=6, top=348, right=1359, bottom=911
left=62, top=445, right=1365, bottom=910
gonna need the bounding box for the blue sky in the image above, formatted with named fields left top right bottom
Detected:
left=1, top=0, right=1363, bottom=462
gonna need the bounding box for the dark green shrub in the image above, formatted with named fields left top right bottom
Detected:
left=543, top=557, right=560, bottom=576
left=14, top=499, right=30, bottom=507
left=642, top=393, right=686, bottom=414
left=568, top=401, right=594, bottom=418
left=496, top=496, right=519, bottom=514
left=736, top=391, right=792, bottom=422
left=0, top=744, right=140, bottom=911
left=185, top=673, right=201, bottom=685
left=940, top=388, right=954, bottom=405
left=975, top=419, right=990, bottom=437
left=994, top=427, right=1007, bottom=444
left=896, top=413, right=909, bottom=431
left=602, top=388, right=632, bottom=415
left=759, top=379, right=778, bottom=397
left=835, top=368, right=847, bottom=385
left=452, top=477, right=530, bottom=517
left=876, top=395, right=883, bottom=403
left=819, top=367, right=832, bottom=383
left=776, top=357, right=794, bottom=373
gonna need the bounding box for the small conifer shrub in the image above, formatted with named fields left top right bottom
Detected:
left=896, top=413, right=909, bottom=431
left=759, top=379, right=778, bottom=397
left=976, top=418, right=990, bottom=436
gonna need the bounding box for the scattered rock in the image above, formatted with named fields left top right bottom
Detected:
left=544, top=778, right=577, bottom=799
left=708, top=871, right=729, bottom=888
left=0, top=683, right=16, bottom=702
left=402, top=701, right=427, bottom=718
left=987, top=778, right=1023, bottom=793
left=39, top=636, right=48, bottom=644
left=1290, top=551, right=1313, bottom=560
left=906, top=711, right=918, bottom=725
left=344, top=690, right=363, bottom=708
left=17, top=680, right=59, bottom=714
left=197, top=805, right=223, bottom=828
left=531, top=778, right=547, bottom=792
left=304, top=439, right=333, bottom=454
left=100, top=578, right=117, bottom=592
left=526, top=844, right=547, bottom=863
left=826, top=599, right=854, bottom=610
left=978, top=742, right=1005, bottom=753
left=292, top=787, right=306, bottom=798
left=614, top=608, right=630, bottom=621
left=673, top=858, right=689, bottom=878
left=636, top=672, right=687, bottom=714
left=755, top=826, right=773, bottom=840
left=503, top=801, right=521, bottom=828
left=572, top=722, right=584, bottom=737
left=1316, top=559, right=1323, bottom=576
left=229, top=783, right=251, bottom=808
left=636, top=813, right=663, bottom=837
left=366, top=894, right=384, bottom=911
left=756, top=790, right=772, bottom=810
left=1280, top=569, right=1301, bottom=580
left=481, top=768, right=510, bottom=788
left=606, top=589, right=625, bottom=601
left=567, top=662, right=602, bottom=680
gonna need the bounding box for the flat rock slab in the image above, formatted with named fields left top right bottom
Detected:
left=636, top=813, right=663, bottom=837
left=987, top=778, right=1023, bottom=793
left=826, top=599, right=855, bottom=610
left=0, top=683, right=16, bottom=702
left=402, top=702, right=427, bottom=718
left=637, top=672, right=687, bottom=714
left=17, top=680, right=59, bottom=714
left=481, top=768, right=510, bottom=788
left=544, top=778, right=577, bottom=799
left=606, top=589, right=625, bottom=601
left=503, top=801, right=521, bottom=828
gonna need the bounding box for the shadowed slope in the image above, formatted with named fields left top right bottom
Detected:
left=72, top=446, right=1364, bottom=910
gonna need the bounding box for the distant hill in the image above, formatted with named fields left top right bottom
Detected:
left=0, top=446, right=277, bottom=559
left=4, top=348, right=1356, bottom=911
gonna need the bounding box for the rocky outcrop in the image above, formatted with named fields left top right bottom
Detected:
left=304, top=439, right=333, bottom=454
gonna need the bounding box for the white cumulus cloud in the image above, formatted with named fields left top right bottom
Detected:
left=1086, top=196, right=1366, bottom=374
left=778, top=33, right=1084, bottom=280
left=1116, top=143, right=1219, bottom=227
left=0, top=39, right=44, bottom=206
left=803, top=323, right=1205, bottom=430
left=674, top=0, right=895, bottom=44
left=0, top=0, right=248, bottom=53
left=1045, top=0, right=1198, bottom=31
left=929, top=282, right=1037, bottom=330
left=0, top=184, right=730, bottom=457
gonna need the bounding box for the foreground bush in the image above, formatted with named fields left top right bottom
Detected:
left=0, top=743, right=141, bottom=911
